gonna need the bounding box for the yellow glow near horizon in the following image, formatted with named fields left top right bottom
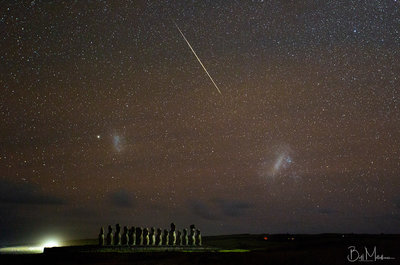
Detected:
left=0, top=237, right=62, bottom=254
left=0, top=246, right=44, bottom=254
left=41, top=238, right=60, bottom=248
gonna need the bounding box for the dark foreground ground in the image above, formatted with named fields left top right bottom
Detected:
left=1, top=234, right=399, bottom=265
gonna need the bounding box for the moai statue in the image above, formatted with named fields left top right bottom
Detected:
left=150, top=227, right=156, bottom=246
left=163, top=229, right=169, bottom=246
left=144, top=228, right=150, bottom=245
left=189, top=224, right=196, bottom=246
left=182, top=229, right=188, bottom=246
left=129, top=226, right=136, bottom=246
left=177, top=230, right=182, bottom=246
left=156, top=228, right=163, bottom=246
left=170, top=223, right=176, bottom=246
left=114, top=224, right=121, bottom=246
left=98, top=227, right=105, bottom=246
left=196, top=229, right=202, bottom=246
left=136, top=227, right=143, bottom=246
left=106, top=225, right=114, bottom=246
left=122, top=226, right=129, bottom=246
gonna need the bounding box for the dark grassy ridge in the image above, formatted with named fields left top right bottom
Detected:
left=1, top=234, right=399, bottom=265
left=204, top=233, right=400, bottom=251
left=44, top=245, right=219, bottom=254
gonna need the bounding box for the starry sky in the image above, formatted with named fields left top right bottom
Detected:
left=1, top=0, right=400, bottom=245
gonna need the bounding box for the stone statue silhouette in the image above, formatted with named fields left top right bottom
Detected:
left=144, top=228, right=150, bottom=245
left=114, top=223, right=121, bottom=246
left=122, top=226, right=129, bottom=245
left=98, top=227, right=105, bottom=246
left=170, top=223, right=176, bottom=246
left=189, top=224, right=196, bottom=246
left=182, top=228, right=188, bottom=246
left=129, top=226, right=136, bottom=246
left=196, top=229, right=202, bottom=246
left=150, top=227, right=156, bottom=246
left=177, top=230, right=182, bottom=246
left=156, top=228, right=163, bottom=246
left=136, top=227, right=143, bottom=245
left=163, top=229, right=169, bottom=245
left=106, top=225, right=114, bottom=246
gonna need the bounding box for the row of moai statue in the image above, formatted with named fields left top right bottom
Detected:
left=99, top=223, right=201, bottom=247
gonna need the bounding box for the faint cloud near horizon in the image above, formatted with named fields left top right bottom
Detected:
left=189, top=198, right=253, bottom=220
left=108, top=189, right=136, bottom=208
left=0, top=180, right=65, bottom=205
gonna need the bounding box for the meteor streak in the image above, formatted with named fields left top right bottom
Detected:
left=174, top=22, right=222, bottom=95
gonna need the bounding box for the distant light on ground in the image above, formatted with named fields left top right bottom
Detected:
left=0, top=238, right=61, bottom=254
left=0, top=246, right=44, bottom=254
left=41, top=239, right=60, bottom=248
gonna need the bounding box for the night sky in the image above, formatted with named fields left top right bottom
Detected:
left=1, top=0, right=400, bottom=245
